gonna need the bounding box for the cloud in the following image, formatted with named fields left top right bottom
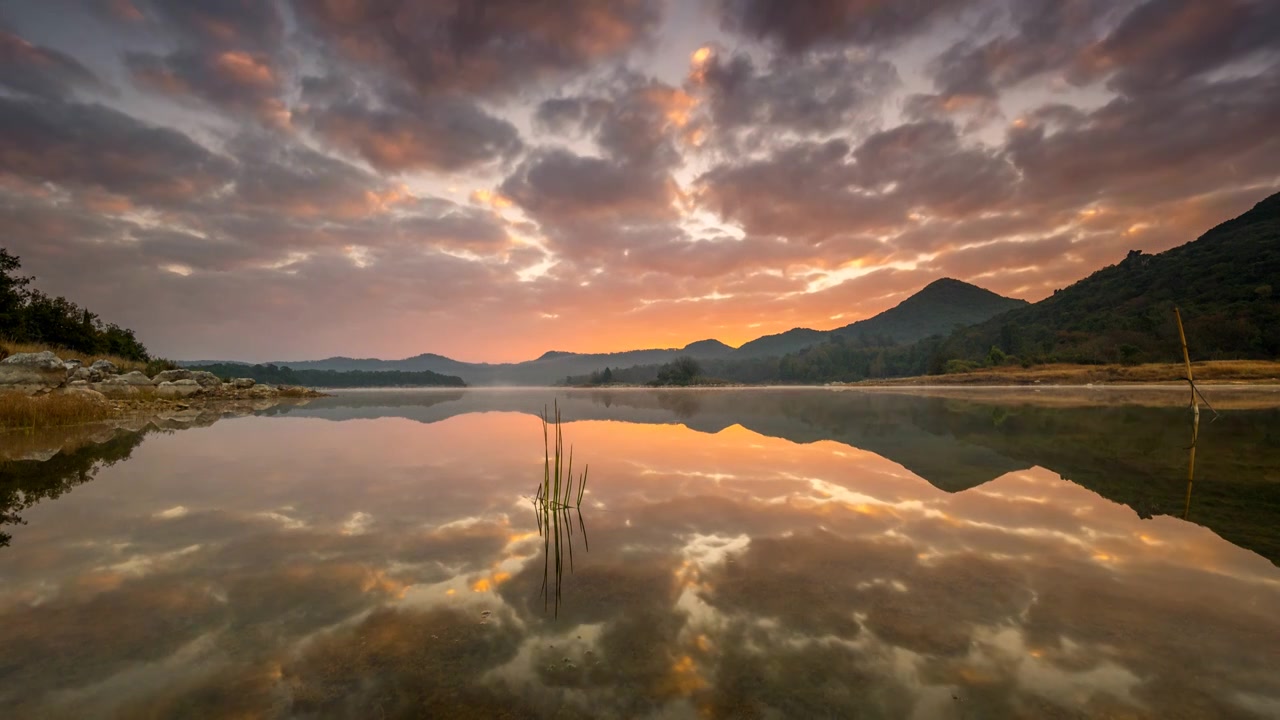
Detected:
left=686, top=46, right=899, bottom=150
left=0, top=96, right=232, bottom=207
left=1075, top=0, right=1280, bottom=95
left=126, top=49, right=291, bottom=127
left=713, top=0, right=979, bottom=53
left=292, top=0, right=661, bottom=98
left=303, top=87, right=523, bottom=174
left=0, top=27, right=102, bottom=99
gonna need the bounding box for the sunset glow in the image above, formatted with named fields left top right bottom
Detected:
left=0, top=1, right=1276, bottom=362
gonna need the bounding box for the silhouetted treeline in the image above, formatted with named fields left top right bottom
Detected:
left=189, top=363, right=467, bottom=388
left=1, top=248, right=149, bottom=361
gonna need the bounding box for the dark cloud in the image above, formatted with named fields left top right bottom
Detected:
left=0, top=27, right=102, bottom=99
left=133, top=0, right=284, bottom=51
left=697, top=119, right=1017, bottom=244
left=851, top=121, right=1018, bottom=216
left=1008, top=73, right=1280, bottom=209
left=922, top=0, right=1126, bottom=104
left=304, top=88, right=523, bottom=174
left=714, top=0, right=978, bottom=53
left=0, top=96, right=232, bottom=206
left=126, top=48, right=290, bottom=127
left=292, top=0, right=661, bottom=98
left=687, top=47, right=898, bottom=149
left=1076, top=0, right=1280, bottom=95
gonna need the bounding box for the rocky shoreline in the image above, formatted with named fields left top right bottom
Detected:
left=0, top=351, right=326, bottom=410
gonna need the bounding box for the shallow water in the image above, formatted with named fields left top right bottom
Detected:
left=2, top=388, right=1279, bottom=719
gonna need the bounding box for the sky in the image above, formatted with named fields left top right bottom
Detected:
left=1, top=0, right=1277, bottom=363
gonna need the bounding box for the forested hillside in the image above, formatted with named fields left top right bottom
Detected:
left=941, top=192, right=1280, bottom=366
left=1, top=249, right=149, bottom=361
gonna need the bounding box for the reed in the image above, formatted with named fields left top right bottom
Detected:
left=535, top=401, right=588, bottom=510
left=0, top=392, right=114, bottom=430
left=531, top=400, right=591, bottom=617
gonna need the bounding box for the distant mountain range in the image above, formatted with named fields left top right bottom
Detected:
left=183, top=191, right=1280, bottom=385
left=209, top=276, right=1023, bottom=385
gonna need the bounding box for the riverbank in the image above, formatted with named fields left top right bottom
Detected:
left=0, top=350, right=325, bottom=430
left=841, top=360, right=1280, bottom=387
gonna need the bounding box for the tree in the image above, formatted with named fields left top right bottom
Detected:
left=655, top=356, right=701, bottom=386
left=0, top=247, right=150, bottom=360
left=601, top=366, right=613, bottom=384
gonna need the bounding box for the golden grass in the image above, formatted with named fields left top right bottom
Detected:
left=0, top=391, right=115, bottom=430
left=0, top=340, right=148, bottom=374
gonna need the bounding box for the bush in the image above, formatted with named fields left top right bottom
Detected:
left=944, top=359, right=983, bottom=374
left=144, top=358, right=180, bottom=376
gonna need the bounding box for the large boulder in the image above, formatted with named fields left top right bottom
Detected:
left=92, top=381, right=139, bottom=399
left=90, top=359, right=118, bottom=375
left=0, top=351, right=69, bottom=395
left=249, top=385, right=278, bottom=398
left=189, top=370, right=223, bottom=390
left=232, top=377, right=256, bottom=389
left=153, top=368, right=193, bottom=383
left=114, top=371, right=155, bottom=386
left=71, top=365, right=104, bottom=382
left=57, top=386, right=108, bottom=404
left=155, top=379, right=201, bottom=399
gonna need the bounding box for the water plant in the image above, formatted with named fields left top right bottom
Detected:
left=534, top=401, right=587, bottom=510
left=532, top=401, right=589, bottom=617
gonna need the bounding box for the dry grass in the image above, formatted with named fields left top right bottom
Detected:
left=856, top=360, right=1280, bottom=387
left=0, top=340, right=148, bottom=374
left=0, top=391, right=115, bottom=430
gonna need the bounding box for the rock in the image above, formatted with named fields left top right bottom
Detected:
left=248, top=385, right=277, bottom=398
left=59, top=386, right=108, bottom=403
left=63, top=359, right=83, bottom=371
left=155, top=379, right=201, bottom=399
left=232, top=377, right=256, bottom=389
left=153, top=369, right=193, bottom=383
left=68, top=379, right=91, bottom=388
left=90, top=359, right=118, bottom=375
left=92, top=381, right=139, bottom=399
left=71, top=366, right=103, bottom=382
left=189, top=370, right=223, bottom=389
left=115, top=371, right=156, bottom=387
left=0, top=351, right=69, bottom=395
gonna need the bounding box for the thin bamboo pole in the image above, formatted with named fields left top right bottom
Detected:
left=1174, top=307, right=1199, bottom=422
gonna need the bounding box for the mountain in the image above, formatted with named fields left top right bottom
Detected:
left=940, top=191, right=1280, bottom=365
left=274, top=341, right=738, bottom=386
left=267, top=279, right=1023, bottom=385
left=733, top=278, right=1027, bottom=359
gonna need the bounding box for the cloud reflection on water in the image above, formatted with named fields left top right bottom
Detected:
left=1, top=391, right=1278, bottom=718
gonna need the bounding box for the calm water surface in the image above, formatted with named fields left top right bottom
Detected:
left=2, top=388, right=1280, bottom=719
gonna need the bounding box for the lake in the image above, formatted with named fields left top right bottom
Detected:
left=3, top=387, right=1280, bottom=719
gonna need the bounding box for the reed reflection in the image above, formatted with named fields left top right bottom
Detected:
left=532, top=402, right=590, bottom=618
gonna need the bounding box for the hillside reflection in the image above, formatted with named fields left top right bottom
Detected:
left=270, top=388, right=1280, bottom=564
left=1, top=390, right=1278, bottom=718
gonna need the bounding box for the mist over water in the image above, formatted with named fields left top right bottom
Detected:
left=3, top=388, right=1279, bottom=718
